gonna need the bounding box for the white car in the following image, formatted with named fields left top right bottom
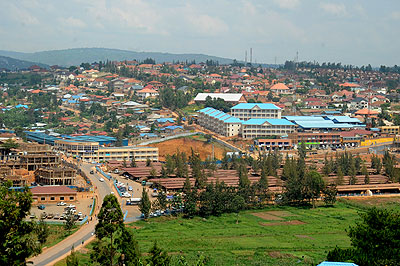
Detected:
left=99, top=178, right=104, bottom=182
left=128, top=186, right=133, bottom=191
left=57, top=202, right=66, bottom=206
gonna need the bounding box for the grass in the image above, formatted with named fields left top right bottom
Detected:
left=53, top=197, right=400, bottom=265
left=44, top=224, right=80, bottom=249
left=181, top=104, right=204, bottom=115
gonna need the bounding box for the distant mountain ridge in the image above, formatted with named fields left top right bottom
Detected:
left=0, top=55, right=48, bottom=70
left=0, top=48, right=241, bottom=67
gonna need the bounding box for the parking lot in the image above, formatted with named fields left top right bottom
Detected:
left=29, top=192, right=94, bottom=222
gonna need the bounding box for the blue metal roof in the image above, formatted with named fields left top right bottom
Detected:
left=330, top=116, right=362, bottom=123
left=156, top=118, right=175, bottom=123
left=284, top=116, right=326, bottom=122
left=317, top=262, right=358, bottom=266
left=231, top=103, right=280, bottom=110
left=265, top=119, right=295, bottom=126
left=198, top=107, right=243, bottom=124
left=295, top=121, right=355, bottom=129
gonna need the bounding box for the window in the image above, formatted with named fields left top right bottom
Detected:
left=69, top=196, right=74, bottom=200
left=50, top=196, right=55, bottom=201
left=60, top=196, right=64, bottom=200
left=41, top=197, right=45, bottom=201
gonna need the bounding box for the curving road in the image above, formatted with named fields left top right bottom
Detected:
left=30, top=163, right=112, bottom=266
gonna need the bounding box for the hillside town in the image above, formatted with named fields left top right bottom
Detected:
left=1, top=58, right=400, bottom=266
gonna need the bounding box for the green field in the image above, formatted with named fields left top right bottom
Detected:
left=45, top=224, right=80, bottom=249
left=55, top=202, right=362, bottom=265
left=53, top=197, right=400, bottom=265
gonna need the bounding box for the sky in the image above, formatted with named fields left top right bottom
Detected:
left=0, top=0, right=399, bottom=66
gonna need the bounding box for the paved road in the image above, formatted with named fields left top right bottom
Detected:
left=31, top=163, right=112, bottom=266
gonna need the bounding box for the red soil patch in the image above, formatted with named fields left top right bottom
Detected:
left=295, top=234, right=314, bottom=240
left=153, top=137, right=230, bottom=160
left=268, top=251, right=296, bottom=258
left=260, top=220, right=305, bottom=226
left=265, top=211, right=298, bottom=217
left=252, top=212, right=283, bottom=221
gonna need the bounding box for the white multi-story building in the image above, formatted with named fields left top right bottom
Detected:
left=241, top=119, right=295, bottom=139
left=197, top=107, right=243, bottom=137
left=230, top=103, right=282, bottom=121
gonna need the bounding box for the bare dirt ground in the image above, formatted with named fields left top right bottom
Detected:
left=152, top=137, right=230, bottom=160
left=252, top=212, right=284, bottom=221
left=260, top=220, right=306, bottom=226
left=252, top=210, right=298, bottom=221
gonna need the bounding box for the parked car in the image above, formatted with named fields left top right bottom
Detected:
left=99, top=178, right=105, bottom=182
left=128, top=186, right=133, bottom=191
left=57, top=202, right=66, bottom=206
left=38, top=204, right=45, bottom=210
left=90, top=170, right=94, bottom=174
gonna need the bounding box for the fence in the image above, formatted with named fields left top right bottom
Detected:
left=96, top=166, right=112, bottom=180
left=89, top=197, right=96, bottom=216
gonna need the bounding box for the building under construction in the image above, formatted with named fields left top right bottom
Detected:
left=35, top=167, right=76, bottom=186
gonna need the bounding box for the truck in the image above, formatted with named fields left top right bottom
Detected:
left=126, top=198, right=142, bottom=205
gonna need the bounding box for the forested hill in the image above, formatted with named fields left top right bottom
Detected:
left=0, top=48, right=239, bottom=67
left=0, top=55, right=48, bottom=71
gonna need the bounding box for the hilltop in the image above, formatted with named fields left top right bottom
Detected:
left=0, top=55, right=48, bottom=70
left=0, top=48, right=240, bottom=67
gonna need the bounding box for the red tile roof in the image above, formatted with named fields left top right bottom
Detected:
left=31, top=186, right=76, bottom=195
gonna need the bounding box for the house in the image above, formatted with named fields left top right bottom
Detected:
left=194, top=93, right=247, bottom=104
left=270, top=83, right=292, bottom=95
left=349, top=97, right=368, bottom=110
left=136, top=87, right=159, bottom=100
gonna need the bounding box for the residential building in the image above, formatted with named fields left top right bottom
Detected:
left=349, top=97, right=368, bottom=110
left=241, top=119, right=295, bottom=139
left=194, top=93, right=247, bottom=105
left=231, top=103, right=282, bottom=121
left=270, top=83, right=292, bottom=95
left=197, top=107, right=243, bottom=137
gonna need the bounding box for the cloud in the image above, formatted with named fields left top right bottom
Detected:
left=391, top=11, right=400, bottom=20
left=59, top=17, right=86, bottom=28
left=273, top=0, right=300, bottom=9
left=320, top=3, right=347, bottom=16
left=186, top=14, right=229, bottom=36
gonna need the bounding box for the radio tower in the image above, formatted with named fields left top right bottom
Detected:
left=250, top=48, right=253, bottom=64
left=245, top=50, right=247, bottom=64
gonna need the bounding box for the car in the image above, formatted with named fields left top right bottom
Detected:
left=99, top=178, right=105, bottom=182
left=38, top=204, right=45, bottom=210
left=78, top=212, right=83, bottom=216
left=46, top=214, right=54, bottom=219
left=128, top=186, right=133, bottom=191
left=90, top=170, right=94, bottom=174
left=30, top=214, right=36, bottom=219
left=53, top=214, right=60, bottom=219
left=67, top=204, right=76, bottom=209
left=57, top=202, right=66, bottom=206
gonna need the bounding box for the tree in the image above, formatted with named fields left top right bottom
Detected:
left=149, top=166, right=157, bottom=178
left=130, top=156, right=137, bottom=167
left=147, top=241, right=171, bottom=266
left=139, top=188, right=151, bottom=219
left=116, top=228, right=141, bottom=266
left=303, top=171, right=325, bottom=208
left=64, top=208, right=76, bottom=234
left=146, top=158, right=152, bottom=167
left=327, top=208, right=400, bottom=266
left=0, top=182, right=42, bottom=265
left=361, top=163, right=369, bottom=184
left=231, top=195, right=245, bottom=224
left=336, top=166, right=344, bottom=185
left=36, top=215, right=49, bottom=245
left=323, top=184, right=337, bottom=206
left=66, top=245, right=79, bottom=266
left=122, top=157, right=127, bottom=168
left=0, top=139, right=19, bottom=160
left=92, top=194, right=124, bottom=266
